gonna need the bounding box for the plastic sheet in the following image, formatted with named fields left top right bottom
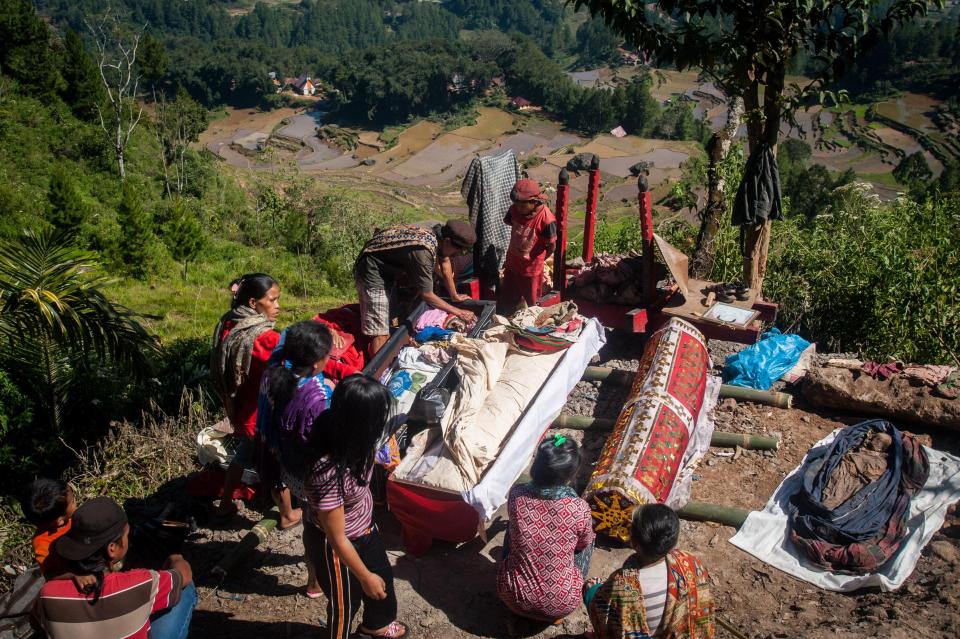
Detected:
left=724, top=328, right=811, bottom=390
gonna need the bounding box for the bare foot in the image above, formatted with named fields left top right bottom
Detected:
left=279, top=508, right=302, bottom=530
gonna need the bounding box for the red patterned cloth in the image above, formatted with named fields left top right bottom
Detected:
left=585, top=319, right=712, bottom=541
left=496, top=484, right=594, bottom=620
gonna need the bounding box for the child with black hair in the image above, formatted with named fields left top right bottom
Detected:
left=585, top=504, right=716, bottom=639
left=302, top=374, right=409, bottom=639
left=22, top=479, right=76, bottom=570
left=496, top=434, right=594, bottom=623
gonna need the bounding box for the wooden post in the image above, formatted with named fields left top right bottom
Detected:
left=554, top=168, right=570, bottom=296
left=638, top=174, right=655, bottom=304
left=582, top=156, right=601, bottom=263
left=550, top=415, right=779, bottom=450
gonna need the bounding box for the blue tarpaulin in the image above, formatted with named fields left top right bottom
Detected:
left=723, top=328, right=810, bottom=390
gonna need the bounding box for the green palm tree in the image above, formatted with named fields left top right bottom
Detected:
left=0, top=230, right=159, bottom=431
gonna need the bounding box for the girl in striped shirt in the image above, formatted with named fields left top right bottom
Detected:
left=302, top=375, right=408, bottom=639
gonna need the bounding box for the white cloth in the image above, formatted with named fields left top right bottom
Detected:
left=397, top=346, right=444, bottom=375
left=730, top=429, right=960, bottom=592
left=463, top=318, right=605, bottom=518
left=636, top=560, right=668, bottom=633
left=667, top=374, right=720, bottom=509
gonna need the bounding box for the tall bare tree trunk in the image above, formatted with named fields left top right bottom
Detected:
left=690, top=96, right=743, bottom=278
left=87, top=12, right=144, bottom=181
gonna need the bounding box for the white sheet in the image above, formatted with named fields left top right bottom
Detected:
left=463, top=318, right=606, bottom=519
left=729, top=429, right=960, bottom=592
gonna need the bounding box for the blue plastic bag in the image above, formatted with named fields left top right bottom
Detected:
left=723, top=328, right=811, bottom=390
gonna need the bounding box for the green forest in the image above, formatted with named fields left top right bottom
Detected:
left=0, top=0, right=958, bottom=554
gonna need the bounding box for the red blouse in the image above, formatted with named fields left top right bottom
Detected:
left=219, top=322, right=280, bottom=438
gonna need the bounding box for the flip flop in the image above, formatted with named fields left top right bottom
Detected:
left=355, top=621, right=409, bottom=639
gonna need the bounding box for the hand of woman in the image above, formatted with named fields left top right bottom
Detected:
left=361, top=572, right=388, bottom=600
left=331, top=331, right=347, bottom=351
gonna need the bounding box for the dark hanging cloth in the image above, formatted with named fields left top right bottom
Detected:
left=732, top=143, right=783, bottom=251
left=788, top=419, right=930, bottom=575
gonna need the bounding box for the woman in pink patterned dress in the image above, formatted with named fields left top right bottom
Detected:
left=496, top=435, right=595, bottom=622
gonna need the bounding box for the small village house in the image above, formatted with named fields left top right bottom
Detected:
left=290, top=75, right=316, bottom=96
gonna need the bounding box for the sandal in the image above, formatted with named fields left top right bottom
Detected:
left=356, top=621, right=409, bottom=638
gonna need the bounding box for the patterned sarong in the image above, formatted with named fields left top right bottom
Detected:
left=584, top=318, right=711, bottom=542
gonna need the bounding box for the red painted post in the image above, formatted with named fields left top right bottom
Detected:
left=638, top=174, right=655, bottom=304
left=582, top=156, right=601, bottom=263
left=554, top=168, right=570, bottom=296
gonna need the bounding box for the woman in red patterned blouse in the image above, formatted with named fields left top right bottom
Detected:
left=496, top=435, right=595, bottom=623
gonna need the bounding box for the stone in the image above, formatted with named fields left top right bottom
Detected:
left=929, top=540, right=959, bottom=564
left=720, top=398, right=738, bottom=412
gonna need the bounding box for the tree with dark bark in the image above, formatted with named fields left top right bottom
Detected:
left=572, top=0, right=944, bottom=293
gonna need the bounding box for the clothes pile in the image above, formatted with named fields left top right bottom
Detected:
left=567, top=252, right=647, bottom=306
left=505, top=301, right=584, bottom=353
left=788, top=419, right=929, bottom=574
left=826, top=359, right=960, bottom=399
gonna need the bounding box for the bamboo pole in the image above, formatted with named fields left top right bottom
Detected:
left=677, top=500, right=751, bottom=528
left=550, top=415, right=779, bottom=450
left=579, top=366, right=793, bottom=409
left=210, top=507, right=280, bottom=580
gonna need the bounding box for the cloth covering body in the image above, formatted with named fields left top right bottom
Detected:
left=584, top=318, right=718, bottom=542
left=788, top=420, right=929, bottom=574
left=730, top=428, right=960, bottom=591
left=210, top=307, right=279, bottom=438
left=389, top=318, right=605, bottom=553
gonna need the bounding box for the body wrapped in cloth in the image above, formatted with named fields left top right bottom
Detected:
left=584, top=318, right=718, bottom=541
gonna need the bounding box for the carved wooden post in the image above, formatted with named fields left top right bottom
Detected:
left=554, top=168, right=570, bottom=296
left=582, top=155, right=601, bottom=263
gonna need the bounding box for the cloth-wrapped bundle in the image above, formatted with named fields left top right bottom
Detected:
left=584, top=318, right=717, bottom=541
left=788, top=419, right=929, bottom=574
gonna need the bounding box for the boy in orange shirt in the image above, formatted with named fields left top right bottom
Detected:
left=22, top=479, right=77, bottom=571
left=499, top=179, right=557, bottom=313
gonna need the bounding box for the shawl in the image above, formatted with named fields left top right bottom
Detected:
left=588, top=550, right=715, bottom=639
left=361, top=225, right=437, bottom=256
left=210, top=306, right=275, bottom=419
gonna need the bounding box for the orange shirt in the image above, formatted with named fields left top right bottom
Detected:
left=33, top=520, right=71, bottom=566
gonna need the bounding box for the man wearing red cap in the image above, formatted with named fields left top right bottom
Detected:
left=499, top=179, right=557, bottom=312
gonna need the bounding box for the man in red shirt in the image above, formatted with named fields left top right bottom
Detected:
left=36, top=497, right=195, bottom=639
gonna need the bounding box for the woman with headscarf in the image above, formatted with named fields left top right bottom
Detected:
left=498, top=179, right=557, bottom=313
left=210, top=273, right=281, bottom=518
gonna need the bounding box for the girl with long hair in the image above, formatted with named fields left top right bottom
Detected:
left=210, top=273, right=281, bottom=517
left=257, top=320, right=334, bottom=538
left=302, top=375, right=408, bottom=639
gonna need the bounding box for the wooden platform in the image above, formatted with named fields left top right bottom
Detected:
left=660, top=278, right=776, bottom=343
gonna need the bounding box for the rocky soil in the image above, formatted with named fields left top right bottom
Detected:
left=176, top=333, right=960, bottom=638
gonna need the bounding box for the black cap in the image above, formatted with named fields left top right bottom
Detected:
left=442, top=219, right=477, bottom=249
left=54, top=497, right=127, bottom=561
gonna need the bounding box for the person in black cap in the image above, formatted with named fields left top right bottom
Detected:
left=354, top=220, right=478, bottom=356
left=35, top=497, right=196, bottom=639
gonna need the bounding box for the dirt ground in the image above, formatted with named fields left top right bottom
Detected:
left=176, top=334, right=960, bottom=639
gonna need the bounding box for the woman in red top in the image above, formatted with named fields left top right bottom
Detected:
left=499, top=179, right=557, bottom=313
left=210, top=274, right=287, bottom=520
